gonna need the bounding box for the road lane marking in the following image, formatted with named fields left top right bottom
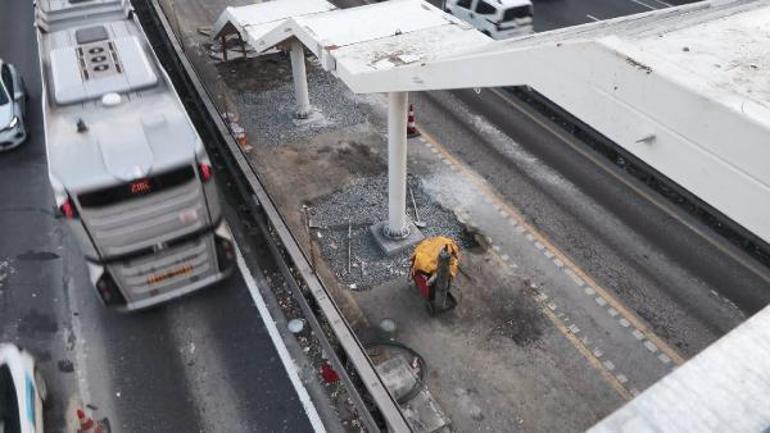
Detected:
left=419, top=128, right=685, bottom=366
left=643, top=341, right=659, bottom=353
left=542, top=304, right=632, bottom=401
left=630, top=0, right=659, bottom=9
left=486, top=249, right=634, bottom=401
left=488, top=88, right=770, bottom=287
left=586, top=14, right=601, bottom=22
left=235, top=243, right=327, bottom=433
left=650, top=0, right=673, bottom=6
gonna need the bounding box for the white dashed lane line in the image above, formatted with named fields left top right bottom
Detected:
left=630, top=0, right=659, bottom=9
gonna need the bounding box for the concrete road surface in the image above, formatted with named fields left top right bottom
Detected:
left=0, top=1, right=322, bottom=432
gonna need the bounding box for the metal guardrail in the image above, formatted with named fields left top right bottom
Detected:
left=139, top=1, right=413, bottom=432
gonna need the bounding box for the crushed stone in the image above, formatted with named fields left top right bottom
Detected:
left=234, top=53, right=379, bottom=147
left=307, top=174, right=477, bottom=291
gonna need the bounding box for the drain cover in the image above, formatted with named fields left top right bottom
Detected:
left=379, top=318, right=397, bottom=333
left=288, top=318, right=305, bottom=334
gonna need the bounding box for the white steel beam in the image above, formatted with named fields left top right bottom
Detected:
left=213, top=0, right=770, bottom=245
left=588, top=304, right=770, bottom=433
left=340, top=33, right=770, bottom=245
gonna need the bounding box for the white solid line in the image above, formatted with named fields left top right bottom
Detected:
left=630, top=0, right=658, bottom=10
left=586, top=14, right=601, bottom=21
left=235, top=244, right=327, bottom=433
left=650, top=0, right=673, bottom=7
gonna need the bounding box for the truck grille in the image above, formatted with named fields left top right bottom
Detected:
left=78, top=168, right=209, bottom=257
left=109, top=235, right=217, bottom=297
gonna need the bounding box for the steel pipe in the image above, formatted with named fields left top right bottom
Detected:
left=386, top=91, right=410, bottom=239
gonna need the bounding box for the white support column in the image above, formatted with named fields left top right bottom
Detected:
left=289, top=40, right=311, bottom=119
left=385, top=91, right=409, bottom=239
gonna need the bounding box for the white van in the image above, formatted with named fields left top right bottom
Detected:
left=445, top=0, right=534, bottom=40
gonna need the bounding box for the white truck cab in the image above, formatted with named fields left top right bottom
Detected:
left=445, top=0, right=534, bottom=40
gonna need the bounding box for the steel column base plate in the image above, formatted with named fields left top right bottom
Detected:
left=370, top=221, right=425, bottom=256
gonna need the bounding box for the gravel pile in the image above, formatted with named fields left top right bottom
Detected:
left=307, top=174, right=476, bottom=291
left=235, top=56, right=376, bottom=146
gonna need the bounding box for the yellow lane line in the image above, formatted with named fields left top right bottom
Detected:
left=542, top=305, right=634, bottom=401
left=417, top=129, right=686, bottom=366
left=484, top=251, right=634, bottom=401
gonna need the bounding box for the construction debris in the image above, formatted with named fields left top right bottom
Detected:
left=307, top=175, right=476, bottom=291
left=232, top=59, right=369, bottom=147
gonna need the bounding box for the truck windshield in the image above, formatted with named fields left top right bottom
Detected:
left=502, top=5, right=532, bottom=21
left=78, top=165, right=196, bottom=208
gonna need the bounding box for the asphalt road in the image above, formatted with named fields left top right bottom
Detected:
left=418, top=0, right=766, bottom=355
left=349, top=0, right=758, bottom=357
left=417, top=0, right=700, bottom=29
left=531, top=0, right=698, bottom=31
left=3, top=0, right=758, bottom=430
left=0, top=1, right=316, bottom=432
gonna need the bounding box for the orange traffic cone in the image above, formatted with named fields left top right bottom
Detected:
left=407, top=104, right=420, bottom=138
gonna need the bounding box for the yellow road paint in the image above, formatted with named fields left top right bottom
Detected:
left=486, top=251, right=634, bottom=401
left=542, top=305, right=634, bottom=401
left=419, top=129, right=686, bottom=366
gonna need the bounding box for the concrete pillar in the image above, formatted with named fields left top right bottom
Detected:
left=289, top=40, right=311, bottom=119
left=385, top=91, right=410, bottom=239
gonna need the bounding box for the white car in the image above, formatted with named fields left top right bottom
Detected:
left=445, top=0, right=534, bottom=40
left=0, top=60, right=29, bottom=151
left=0, top=344, right=46, bottom=433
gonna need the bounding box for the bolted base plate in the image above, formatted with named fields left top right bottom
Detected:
left=291, top=107, right=324, bottom=126
left=370, top=221, right=425, bottom=256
